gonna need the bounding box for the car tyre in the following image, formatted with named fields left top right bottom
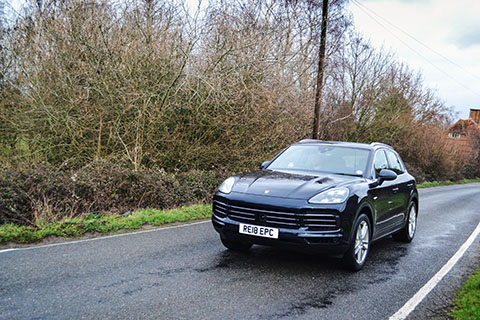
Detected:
left=393, top=202, right=417, bottom=243
left=343, top=214, right=371, bottom=271
left=220, top=237, right=253, bottom=251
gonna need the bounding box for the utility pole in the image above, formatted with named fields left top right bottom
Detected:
left=312, top=0, right=329, bottom=140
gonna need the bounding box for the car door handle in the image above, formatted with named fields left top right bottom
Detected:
left=392, top=187, right=399, bottom=192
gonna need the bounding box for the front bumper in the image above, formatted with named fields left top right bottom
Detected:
left=211, top=193, right=352, bottom=255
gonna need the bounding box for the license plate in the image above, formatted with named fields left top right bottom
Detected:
left=239, top=223, right=278, bottom=239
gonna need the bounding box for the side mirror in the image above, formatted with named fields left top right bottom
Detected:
left=369, top=169, right=397, bottom=188
left=378, top=169, right=397, bottom=181
left=260, top=160, right=271, bottom=170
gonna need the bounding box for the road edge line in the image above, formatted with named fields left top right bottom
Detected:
left=389, top=222, right=480, bottom=320
left=0, top=220, right=210, bottom=253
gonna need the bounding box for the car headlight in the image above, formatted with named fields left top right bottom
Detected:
left=308, top=187, right=350, bottom=204
left=218, top=177, right=236, bottom=194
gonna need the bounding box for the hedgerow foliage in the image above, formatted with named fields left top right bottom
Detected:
left=0, top=162, right=229, bottom=225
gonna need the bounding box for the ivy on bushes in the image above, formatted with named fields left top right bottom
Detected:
left=0, top=162, right=230, bottom=226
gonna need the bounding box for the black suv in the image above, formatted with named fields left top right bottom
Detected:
left=212, top=140, right=418, bottom=270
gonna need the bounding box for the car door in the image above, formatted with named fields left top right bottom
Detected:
left=385, top=150, right=411, bottom=227
left=368, top=150, right=397, bottom=233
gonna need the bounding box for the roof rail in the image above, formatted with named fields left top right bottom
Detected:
left=370, top=142, right=392, bottom=148
left=298, top=139, right=322, bottom=143
left=297, top=139, right=339, bottom=144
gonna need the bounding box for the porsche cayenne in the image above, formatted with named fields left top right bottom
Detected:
left=211, top=140, right=418, bottom=271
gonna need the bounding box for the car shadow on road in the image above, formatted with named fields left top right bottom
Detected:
left=201, top=235, right=411, bottom=278
left=199, top=245, right=341, bottom=273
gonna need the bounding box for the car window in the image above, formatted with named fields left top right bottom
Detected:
left=373, top=150, right=389, bottom=178
left=386, top=150, right=404, bottom=174
left=267, top=145, right=370, bottom=176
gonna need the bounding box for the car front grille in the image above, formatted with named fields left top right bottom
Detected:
left=213, top=200, right=339, bottom=231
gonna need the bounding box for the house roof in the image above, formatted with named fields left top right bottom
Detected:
left=448, top=118, right=480, bottom=135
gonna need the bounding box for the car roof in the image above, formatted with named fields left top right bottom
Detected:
left=294, top=139, right=394, bottom=151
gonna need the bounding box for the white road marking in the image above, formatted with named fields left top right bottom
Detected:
left=0, top=220, right=210, bottom=253
left=389, top=222, right=480, bottom=320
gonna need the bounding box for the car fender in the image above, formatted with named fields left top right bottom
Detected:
left=409, top=190, right=419, bottom=210
left=347, top=197, right=375, bottom=243
left=405, top=190, right=419, bottom=223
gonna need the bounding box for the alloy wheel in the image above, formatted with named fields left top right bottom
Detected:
left=354, top=220, right=369, bottom=265
left=408, top=206, right=417, bottom=238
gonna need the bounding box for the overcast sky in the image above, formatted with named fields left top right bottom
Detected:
left=5, top=0, right=480, bottom=120
left=347, top=0, right=480, bottom=120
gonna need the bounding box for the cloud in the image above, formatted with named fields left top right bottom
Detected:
left=448, top=25, right=480, bottom=49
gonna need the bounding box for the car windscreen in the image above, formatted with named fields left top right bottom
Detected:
left=267, top=145, right=370, bottom=177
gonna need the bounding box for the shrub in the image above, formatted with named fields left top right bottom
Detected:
left=0, top=162, right=230, bottom=226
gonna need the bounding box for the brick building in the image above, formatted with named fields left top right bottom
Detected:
left=447, top=108, right=480, bottom=159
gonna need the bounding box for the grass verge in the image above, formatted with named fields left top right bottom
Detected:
left=0, top=204, right=212, bottom=244
left=450, top=268, right=480, bottom=319
left=417, top=178, right=480, bottom=188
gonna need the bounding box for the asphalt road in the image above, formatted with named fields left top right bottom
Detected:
left=1, top=183, right=480, bottom=320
